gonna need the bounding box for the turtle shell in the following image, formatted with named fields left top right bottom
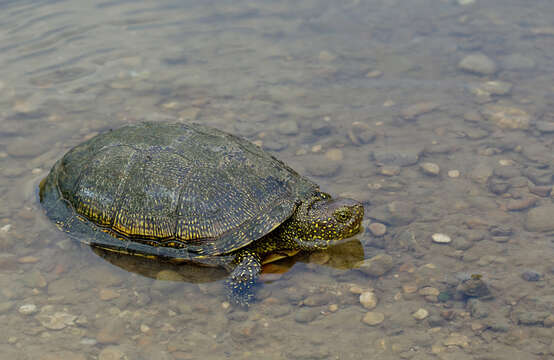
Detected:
left=39, top=122, right=318, bottom=260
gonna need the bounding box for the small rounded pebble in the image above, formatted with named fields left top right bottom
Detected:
left=448, top=170, right=460, bottom=178
left=325, top=148, right=343, bottom=162
left=18, top=304, right=38, bottom=315
left=349, top=285, right=364, bottom=295
left=521, top=270, right=542, bottom=282
left=362, top=311, right=385, bottom=326
left=368, top=222, right=387, bottom=236
left=359, top=291, right=378, bottom=310
left=412, top=308, right=429, bottom=320
left=328, top=304, right=339, bottom=312
left=432, top=233, right=451, bottom=244
left=420, top=162, right=440, bottom=176
left=418, top=287, right=440, bottom=297
left=402, top=284, right=418, bottom=294
left=380, top=166, right=400, bottom=176
left=458, top=53, right=497, bottom=75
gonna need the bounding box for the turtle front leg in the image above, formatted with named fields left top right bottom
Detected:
left=224, top=249, right=262, bottom=307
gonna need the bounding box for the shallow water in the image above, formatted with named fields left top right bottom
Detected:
left=1, top=0, right=553, bottom=359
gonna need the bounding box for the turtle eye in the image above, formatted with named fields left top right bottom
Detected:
left=334, top=208, right=350, bottom=223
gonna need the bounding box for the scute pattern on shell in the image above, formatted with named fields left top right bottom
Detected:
left=41, top=122, right=318, bottom=257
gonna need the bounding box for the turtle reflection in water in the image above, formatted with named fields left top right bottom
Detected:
left=39, top=122, right=364, bottom=305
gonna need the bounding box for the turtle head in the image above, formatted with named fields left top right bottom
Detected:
left=288, top=192, right=364, bottom=250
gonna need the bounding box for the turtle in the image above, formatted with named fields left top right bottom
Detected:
left=39, top=122, right=364, bottom=305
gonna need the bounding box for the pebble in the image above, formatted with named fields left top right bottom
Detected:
left=506, top=197, right=537, bottom=211
left=412, top=308, right=429, bottom=320
left=357, top=254, right=394, bottom=277
left=366, top=70, right=382, bottom=78
left=431, top=233, right=451, bottom=244
left=379, top=166, right=401, bottom=176
left=372, top=148, right=422, bottom=167
left=368, top=222, right=387, bottom=236
left=448, top=170, right=460, bottom=178
left=328, top=304, right=339, bottom=312
left=277, top=120, right=299, bottom=135
left=96, top=319, right=126, bottom=344
left=311, top=119, right=334, bottom=136
left=359, top=291, right=378, bottom=310
left=443, top=333, right=469, bottom=348
left=303, top=293, right=330, bottom=307
left=482, top=104, right=531, bottom=130
left=420, top=162, right=440, bottom=176
left=305, top=159, right=341, bottom=178
left=400, top=102, right=439, bottom=120
left=99, top=288, right=120, bottom=301
left=458, top=53, right=497, bottom=75
left=99, top=346, right=128, bottom=360
left=18, top=303, right=38, bottom=315
left=521, top=270, right=542, bottom=282
left=348, top=122, right=376, bottom=145
left=403, top=284, right=418, bottom=294
left=525, top=204, right=554, bottom=232
left=36, top=309, right=77, bottom=330
left=528, top=185, right=552, bottom=197
left=17, top=256, right=39, bottom=264
left=470, top=81, right=512, bottom=97
left=418, top=287, right=440, bottom=297
left=325, top=148, right=343, bottom=162
left=362, top=311, right=384, bottom=326
left=294, top=308, right=320, bottom=323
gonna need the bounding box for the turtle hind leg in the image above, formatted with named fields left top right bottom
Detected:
left=224, top=250, right=262, bottom=307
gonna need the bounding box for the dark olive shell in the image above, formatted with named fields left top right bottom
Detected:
left=40, top=122, right=318, bottom=259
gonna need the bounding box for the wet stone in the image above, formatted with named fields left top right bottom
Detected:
left=488, top=178, right=511, bottom=195
left=482, top=104, right=531, bottom=130
left=420, top=162, right=440, bottom=176
left=359, top=291, right=378, bottom=310
left=98, top=346, right=128, bottom=360
left=400, top=102, right=439, bottom=120
left=18, top=303, right=37, bottom=315
left=506, top=197, right=537, bottom=211
left=368, top=222, right=387, bottom=236
left=367, top=201, right=415, bottom=226
left=348, top=122, right=376, bottom=145
left=372, top=148, right=422, bottom=167
left=357, top=254, right=394, bottom=277
left=36, top=307, right=77, bottom=330
left=294, top=307, right=320, bottom=323
left=458, top=53, right=497, bottom=75
left=277, top=120, right=299, bottom=135
left=303, top=293, right=331, bottom=307
left=311, top=120, right=334, bottom=136
left=493, top=165, right=521, bottom=179
left=412, top=308, right=429, bottom=320
left=305, top=159, right=341, bottom=178
left=431, top=233, right=451, bottom=244
left=468, top=299, right=489, bottom=319
left=525, top=205, right=554, bottom=232
left=528, top=185, right=552, bottom=197
left=521, top=270, right=542, bottom=282
left=362, top=311, right=384, bottom=326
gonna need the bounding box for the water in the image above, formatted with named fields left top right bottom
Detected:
left=1, top=0, right=553, bottom=359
